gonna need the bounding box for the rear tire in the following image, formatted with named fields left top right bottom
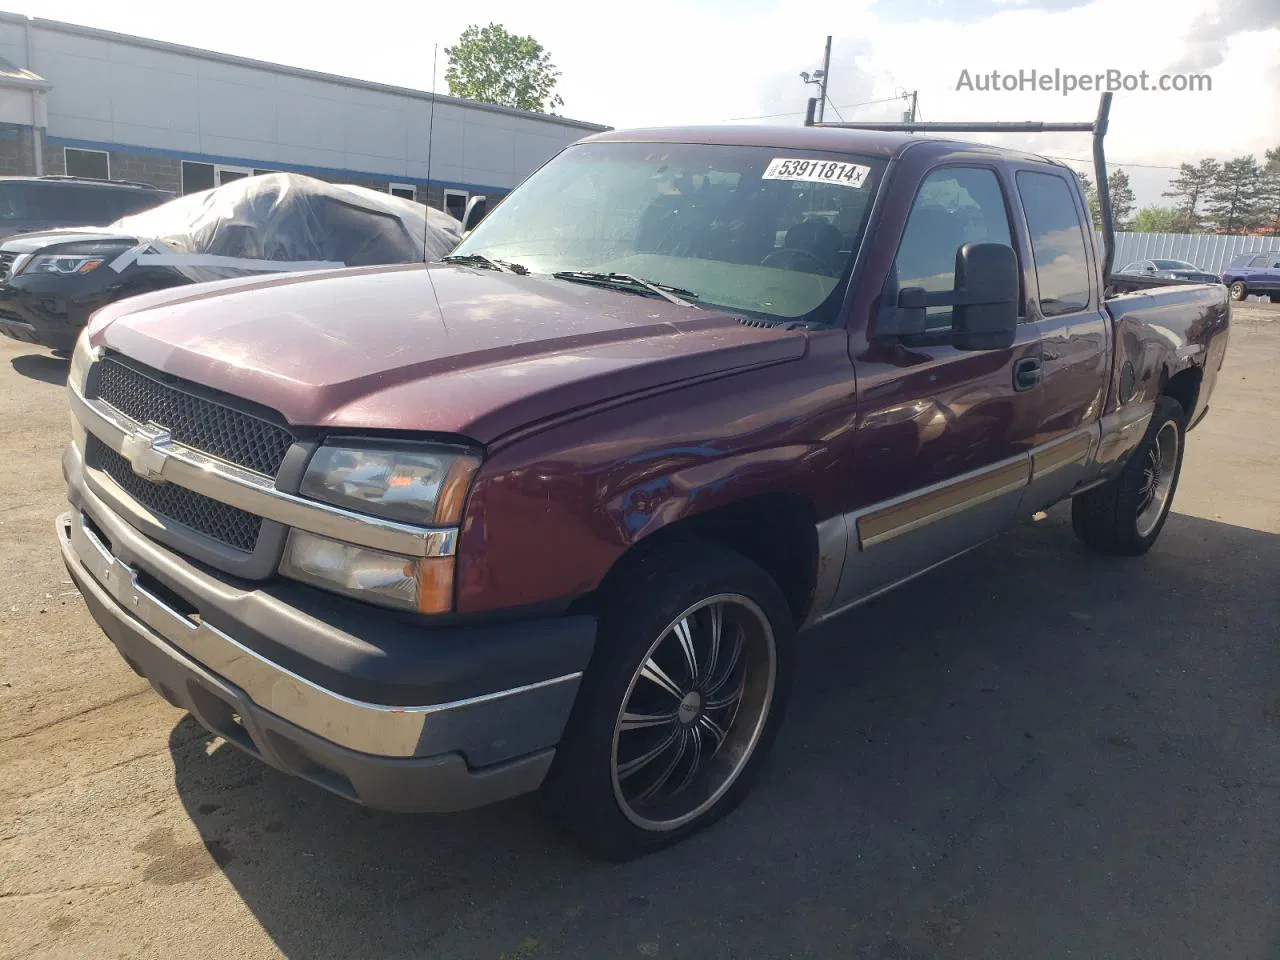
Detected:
left=543, top=539, right=793, bottom=860
left=1072, top=396, right=1185, bottom=556
left=1228, top=280, right=1247, bottom=301
left=1268, top=294, right=1280, bottom=304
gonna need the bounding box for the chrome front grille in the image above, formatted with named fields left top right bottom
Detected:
left=91, top=357, right=294, bottom=477
left=86, top=434, right=263, bottom=552
left=0, top=252, right=15, bottom=284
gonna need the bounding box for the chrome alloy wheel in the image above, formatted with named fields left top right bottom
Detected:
left=610, top=594, right=776, bottom=831
left=1136, top=419, right=1180, bottom=537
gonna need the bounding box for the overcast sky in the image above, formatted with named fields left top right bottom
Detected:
left=24, top=0, right=1280, bottom=207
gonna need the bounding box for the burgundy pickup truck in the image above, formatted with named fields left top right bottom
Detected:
left=58, top=99, right=1229, bottom=859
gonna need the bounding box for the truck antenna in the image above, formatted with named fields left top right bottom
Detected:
left=424, top=43, right=438, bottom=264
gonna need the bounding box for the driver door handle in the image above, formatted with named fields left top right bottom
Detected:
left=1014, top=356, right=1042, bottom=392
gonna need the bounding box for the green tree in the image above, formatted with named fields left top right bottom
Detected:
left=1129, top=205, right=1184, bottom=233
left=1108, top=167, right=1135, bottom=229
left=1079, top=172, right=1101, bottom=229
left=1261, top=146, right=1280, bottom=236
left=1161, top=158, right=1220, bottom=232
left=1077, top=170, right=1134, bottom=230
left=1205, top=155, right=1268, bottom=233
left=444, top=23, right=564, bottom=113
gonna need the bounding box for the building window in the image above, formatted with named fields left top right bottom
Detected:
left=181, top=162, right=256, bottom=194
left=64, top=148, right=110, bottom=181
left=215, top=165, right=253, bottom=186
left=182, top=161, right=215, bottom=194
left=443, top=188, right=468, bottom=221
left=389, top=183, right=417, bottom=201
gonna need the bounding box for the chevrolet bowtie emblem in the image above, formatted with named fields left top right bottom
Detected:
left=120, top=423, right=172, bottom=482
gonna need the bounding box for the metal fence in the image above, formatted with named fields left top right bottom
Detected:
left=1105, top=232, right=1280, bottom=275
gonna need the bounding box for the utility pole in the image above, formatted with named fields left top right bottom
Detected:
left=904, top=90, right=918, bottom=124
left=816, top=36, right=832, bottom=123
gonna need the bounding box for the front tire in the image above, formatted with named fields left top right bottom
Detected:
left=544, top=540, right=793, bottom=860
left=1229, top=280, right=1247, bottom=301
left=1072, top=396, right=1185, bottom=556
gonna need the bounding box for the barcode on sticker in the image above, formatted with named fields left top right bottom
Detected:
left=762, top=158, right=871, bottom=188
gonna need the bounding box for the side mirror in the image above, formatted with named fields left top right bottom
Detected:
left=875, top=242, right=1019, bottom=350
left=951, top=242, right=1019, bottom=351
left=461, top=195, right=488, bottom=233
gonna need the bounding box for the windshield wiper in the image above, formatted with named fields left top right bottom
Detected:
left=552, top=271, right=700, bottom=306
left=441, top=253, right=528, bottom=275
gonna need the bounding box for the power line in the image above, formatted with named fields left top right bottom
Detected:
left=721, top=94, right=910, bottom=123
left=1046, top=155, right=1184, bottom=171
left=824, top=96, right=845, bottom=122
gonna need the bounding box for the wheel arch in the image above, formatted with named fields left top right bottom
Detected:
left=584, top=491, right=821, bottom=628
left=1161, top=363, right=1203, bottom=422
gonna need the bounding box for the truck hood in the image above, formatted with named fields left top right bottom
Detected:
left=88, top=263, right=808, bottom=443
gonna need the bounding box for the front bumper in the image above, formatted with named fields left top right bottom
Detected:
left=0, top=286, right=78, bottom=351
left=59, top=469, right=595, bottom=811
left=0, top=316, right=76, bottom=351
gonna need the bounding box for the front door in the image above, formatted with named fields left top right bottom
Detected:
left=832, top=163, right=1043, bottom=609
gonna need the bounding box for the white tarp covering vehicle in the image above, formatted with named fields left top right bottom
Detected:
left=108, top=172, right=462, bottom=281
left=0, top=173, right=462, bottom=350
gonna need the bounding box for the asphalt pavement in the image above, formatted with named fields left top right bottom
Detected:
left=1, top=303, right=1278, bottom=959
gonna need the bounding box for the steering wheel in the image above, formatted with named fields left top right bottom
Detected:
left=760, top=247, right=830, bottom=275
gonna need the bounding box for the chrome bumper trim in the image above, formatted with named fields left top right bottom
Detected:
left=69, top=381, right=457, bottom=558
left=61, top=509, right=580, bottom=759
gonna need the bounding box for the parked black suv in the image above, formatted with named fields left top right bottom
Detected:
left=0, top=176, right=170, bottom=240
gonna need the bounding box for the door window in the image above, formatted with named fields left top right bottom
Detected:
left=892, top=166, right=1014, bottom=331
left=1249, top=255, right=1271, bottom=267
left=1016, top=171, right=1091, bottom=317
left=0, top=182, right=28, bottom=220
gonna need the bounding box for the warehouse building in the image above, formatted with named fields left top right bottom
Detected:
left=0, top=12, right=607, bottom=217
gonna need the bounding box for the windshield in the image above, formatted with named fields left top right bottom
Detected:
left=1152, top=259, right=1196, bottom=270
left=452, top=141, right=886, bottom=323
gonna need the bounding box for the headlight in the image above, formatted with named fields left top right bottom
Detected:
left=279, top=530, right=454, bottom=614
left=20, top=254, right=107, bottom=276
left=68, top=330, right=97, bottom=394
left=300, top=443, right=480, bottom=525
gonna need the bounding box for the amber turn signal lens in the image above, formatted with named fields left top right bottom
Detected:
left=434, top=456, right=481, bottom=525
left=414, top=556, right=455, bottom=614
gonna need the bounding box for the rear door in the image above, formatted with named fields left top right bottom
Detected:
left=1264, top=256, right=1280, bottom=292
left=1012, top=167, right=1110, bottom=510
left=834, top=160, right=1043, bottom=608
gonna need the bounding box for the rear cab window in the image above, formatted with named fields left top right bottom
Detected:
left=1015, top=171, right=1092, bottom=316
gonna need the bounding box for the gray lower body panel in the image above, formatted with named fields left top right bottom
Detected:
left=60, top=514, right=567, bottom=813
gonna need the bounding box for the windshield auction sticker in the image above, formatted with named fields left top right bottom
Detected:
left=762, top=158, right=871, bottom=187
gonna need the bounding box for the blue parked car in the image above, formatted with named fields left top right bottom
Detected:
left=1221, top=251, right=1280, bottom=302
